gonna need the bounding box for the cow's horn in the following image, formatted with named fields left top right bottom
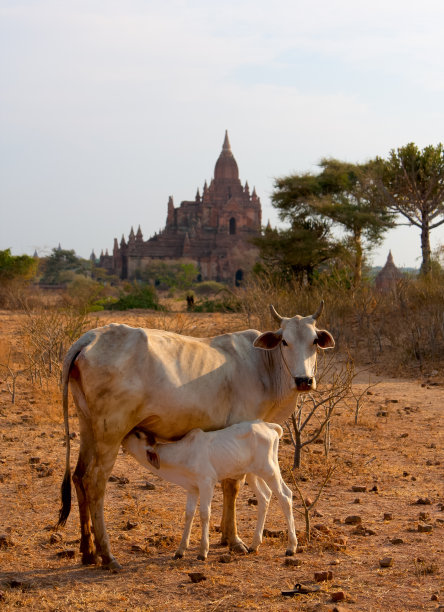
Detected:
left=269, top=304, right=283, bottom=325
left=312, top=300, right=324, bottom=320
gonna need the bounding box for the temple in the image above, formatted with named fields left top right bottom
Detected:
left=97, top=132, right=262, bottom=284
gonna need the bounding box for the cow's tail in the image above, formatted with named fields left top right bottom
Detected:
left=57, top=334, right=93, bottom=528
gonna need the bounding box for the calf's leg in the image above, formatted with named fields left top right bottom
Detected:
left=220, top=478, right=249, bottom=554
left=262, top=472, right=298, bottom=556
left=245, top=474, right=272, bottom=553
left=197, top=481, right=214, bottom=560
left=174, top=491, right=198, bottom=559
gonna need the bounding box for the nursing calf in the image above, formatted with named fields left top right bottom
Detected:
left=122, top=420, right=298, bottom=560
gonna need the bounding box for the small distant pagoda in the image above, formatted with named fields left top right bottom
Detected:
left=375, top=251, right=403, bottom=292
left=97, top=132, right=261, bottom=285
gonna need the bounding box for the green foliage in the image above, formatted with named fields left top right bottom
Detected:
left=253, top=222, right=344, bottom=285
left=106, top=283, right=161, bottom=311
left=193, top=280, right=227, bottom=296
left=375, top=142, right=444, bottom=276
left=39, top=248, right=92, bottom=285
left=271, top=159, right=395, bottom=285
left=193, top=293, right=242, bottom=313
left=137, top=260, right=199, bottom=291
left=0, top=249, right=37, bottom=282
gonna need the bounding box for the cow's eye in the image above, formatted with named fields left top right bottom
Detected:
left=282, top=339, right=288, bottom=347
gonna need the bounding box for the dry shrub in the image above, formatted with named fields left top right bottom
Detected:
left=238, top=274, right=444, bottom=375
left=17, top=305, right=96, bottom=387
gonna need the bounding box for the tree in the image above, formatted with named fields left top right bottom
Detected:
left=0, top=249, right=38, bottom=307
left=0, top=249, right=37, bottom=282
left=374, top=143, right=444, bottom=276
left=272, top=160, right=395, bottom=286
left=39, top=248, right=91, bottom=285
left=253, top=220, right=342, bottom=285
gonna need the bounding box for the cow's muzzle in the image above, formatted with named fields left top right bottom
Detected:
left=294, top=377, right=314, bottom=392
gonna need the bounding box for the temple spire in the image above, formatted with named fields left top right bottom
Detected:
left=222, top=130, right=231, bottom=152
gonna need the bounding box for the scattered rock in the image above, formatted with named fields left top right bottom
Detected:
left=353, top=498, right=361, bottom=504
left=390, top=538, right=404, bottom=545
left=56, top=549, right=76, bottom=559
left=49, top=533, right=63, bottom=545
left=0, top=534, right=14, bottom=549
left=143, top=481, right=156, bottom=490
left=333, top=536, right=348, bottom=550
left=130, top=544, right=145, bottom=553
left=29, top=457, right=40, bottom=464
left=314, top=570, right=333, bottom=582
left=109, top=475, right=129, bottom=485
left=284, top=557, right=302, bottom=567
left=379, top=557, right=393, bottom=568
left=344, top=515, right=362, bottom=525
left=416, top=497, right=432, bottom=505
left=418, top=524, right=433, bottom=533
left=331, top=590, right=346, bottom=602
left=188, top=572, right=206, bottom=583
left=419, top=512, right=430, bottom=521
left=400, top=433, right=409, bottom=438
left=384, top=513, right=393, bottom=521
left=431, top=593, right=439, bottom=601
left=330, top=559, right=340, bottom=565
left=352, top=485, right=367, bottom=492
left=377, top=410, right=388, bottom=417
left=219, top=553, right=232, bottom=563
left=305, top=497, right=314, bottom=506
left=36, top=466, right=53, bottom=478
left=351, top=525, right=376, bottom=536
left=247, top=498, right=258, bottom=506
left=403, top=471, right=409, bottom=477
left=124, top=520, right=138, bottom=531
left=263, top=528, right=284, bottom=538
left=371, top=485, right=379, bottom=493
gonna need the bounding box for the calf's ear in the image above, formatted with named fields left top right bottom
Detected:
left=253, top=330, right=283, bottom=350
left=316, top=329, right=335, bottom=349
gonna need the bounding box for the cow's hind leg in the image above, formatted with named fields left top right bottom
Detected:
left=220, top=479, right=248, bottom=554
left=83, top=443, right=122, bottom=570
left=245, top=474, right=272, bottom=553
left=73, top=443, right=99, bottom=565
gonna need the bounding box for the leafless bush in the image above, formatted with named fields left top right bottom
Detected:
left=0, top=348, right=30, bottom=404
left=285, top=354, right=353, bottom=469
left=18, top=305, right=95, bottom=387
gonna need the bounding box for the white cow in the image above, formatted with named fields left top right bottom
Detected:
left=122, top=420, right=298, bottom=560
left=58, top=302, right=334, bottom=570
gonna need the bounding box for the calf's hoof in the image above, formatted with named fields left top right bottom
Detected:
left=248, top=547, right=258, bottom=554
left=197, top=554, right=207, bottom=561
left=285, top=549, right=295, bottom=557
left=103, top=558, right=123, bottom=572
left=173, top=551, right=184, bottom=560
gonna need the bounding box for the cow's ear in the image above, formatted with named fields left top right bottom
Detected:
left=146, top=449, right=160, bottom=470
left=253, top=330, right=283, bottom=350
left=316, top=329, right=335, bottom=349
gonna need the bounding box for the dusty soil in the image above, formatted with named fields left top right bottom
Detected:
left=0, top=310, right=443, bottom=611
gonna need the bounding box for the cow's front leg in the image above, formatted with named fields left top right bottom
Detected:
left=220, top=478, right=248, bottom=554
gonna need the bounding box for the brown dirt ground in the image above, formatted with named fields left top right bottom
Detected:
left=0, top=310, right=443, bottom=612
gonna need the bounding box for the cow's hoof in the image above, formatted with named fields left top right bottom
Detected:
left=173, top=552, right=184, bottom=560
left=103, top=558, right=122, bottom=572
left=229, top=540, right=249, bottom=555
left=248, top=547, right=258, bottom=554
left=285, top=549, right=295, bottom=557
left=197, top=554, right=207, bottom=561
left=81, top=552, right=99, bottom=565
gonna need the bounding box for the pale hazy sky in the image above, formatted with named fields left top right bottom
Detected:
left=2, top=0, right=444, bottom=268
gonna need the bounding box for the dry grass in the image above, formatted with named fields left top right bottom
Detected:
left=0, top=310, right=443, bottom=611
